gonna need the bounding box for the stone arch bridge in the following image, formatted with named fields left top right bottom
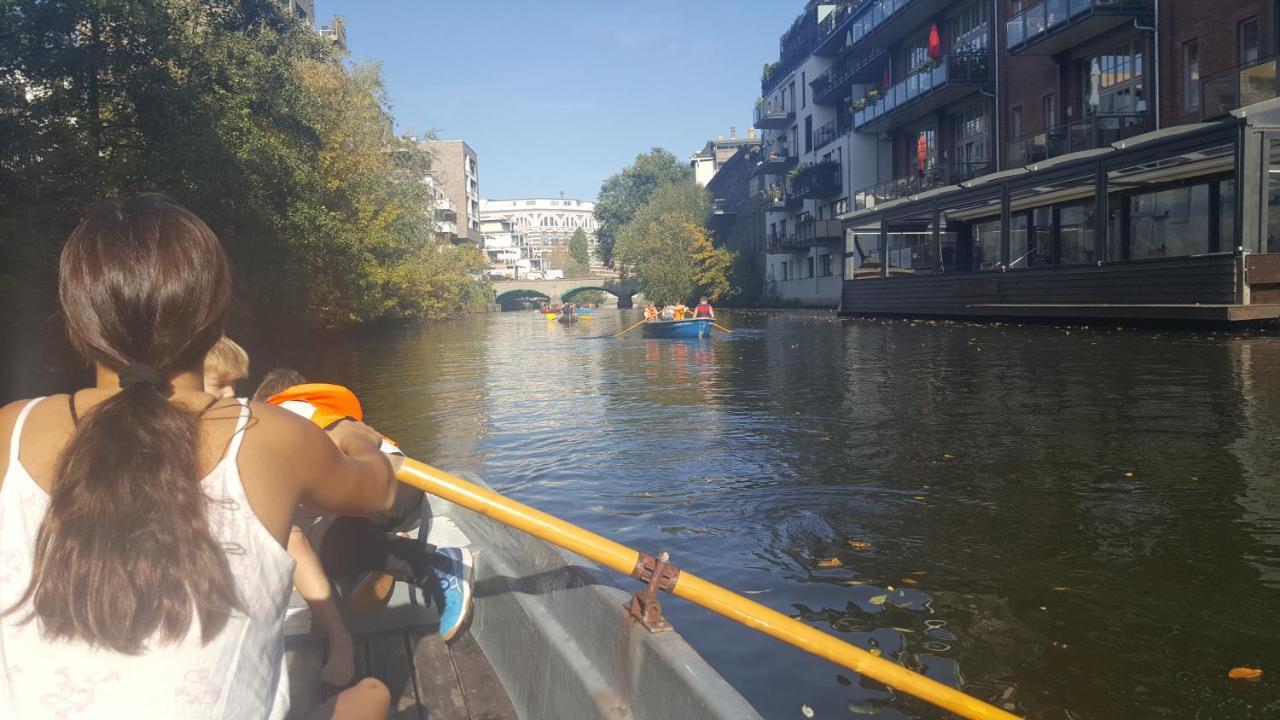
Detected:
left=493, top=278, right=640, bottom=308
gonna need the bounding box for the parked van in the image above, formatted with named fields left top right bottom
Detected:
left=545, top=269, right=564, bottom=280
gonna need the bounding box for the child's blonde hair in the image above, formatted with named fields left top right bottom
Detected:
left=204, top=336, right=249, bottom=384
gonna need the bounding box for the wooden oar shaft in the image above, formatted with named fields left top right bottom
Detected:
left=712, top=322, right=732, bottom=333
left=397, top=459, right=1019, bottom=720
left=613, top=319, right=646, bottom=337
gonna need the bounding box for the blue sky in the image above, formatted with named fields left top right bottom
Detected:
left=320, top=0, right=800, bottom=201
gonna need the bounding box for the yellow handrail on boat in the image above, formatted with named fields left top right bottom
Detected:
left=397, top=458, right=1020, bottom=720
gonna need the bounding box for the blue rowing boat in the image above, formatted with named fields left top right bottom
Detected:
left=641, top=318, right=714, bottom=339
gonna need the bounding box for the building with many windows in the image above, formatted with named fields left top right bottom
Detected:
left=759, top=0, right=1280, bottom=323
left=423, top=140, right=481, bottom=244
left=478, top=197, right=601, bottom=273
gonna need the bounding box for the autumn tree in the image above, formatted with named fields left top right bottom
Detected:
left=613, top=183, right=735, bottom=304
left=593, top=148, right=692, bottom=267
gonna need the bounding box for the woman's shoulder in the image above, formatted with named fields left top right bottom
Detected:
left=0, top=397, right=46, bottom=480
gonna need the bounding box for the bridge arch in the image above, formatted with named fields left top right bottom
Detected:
left=561, top=286, right=618, bottom=303
left=495, top=288, right=550, bottom=306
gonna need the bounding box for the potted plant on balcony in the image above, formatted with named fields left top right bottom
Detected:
left=852, top=97, right=867, bottom=111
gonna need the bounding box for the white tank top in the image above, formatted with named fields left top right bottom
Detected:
left=0, top=398, right=296, bottom=719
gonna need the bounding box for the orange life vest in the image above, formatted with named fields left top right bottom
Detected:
left=267, top=383, right=399, bottom=453
left=694, top=303, right=713, bottom=318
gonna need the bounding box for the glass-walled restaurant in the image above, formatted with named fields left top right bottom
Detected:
left=839, top=97, right=1280, bottom=324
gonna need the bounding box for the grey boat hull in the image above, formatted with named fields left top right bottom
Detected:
left=435, top=474, right=760, bottom=720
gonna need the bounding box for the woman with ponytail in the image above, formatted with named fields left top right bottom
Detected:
left=0, top=196, right=396, bottom=719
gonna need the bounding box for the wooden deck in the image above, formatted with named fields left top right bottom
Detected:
left=285, top=626, right=518, bottom=720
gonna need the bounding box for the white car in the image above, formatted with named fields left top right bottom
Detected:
left=525, top=271, right=544, bottom=280
left=544, top=269, right=564, bottom=280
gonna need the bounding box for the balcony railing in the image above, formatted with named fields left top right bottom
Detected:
left=852, top=161, right=994, bottom=211
left=814, top=115, right=852, bottom=152
left=1201, top=55, right=1279, bottom=120
left=762, top=187, right=803, bottom=212
left=767, top=231, right=801, bottom=252
left=796, top=218, right=845, bottom=245
left=754, top=99, right=796, bottom=129
left=759, top=148, right=799, bottom=174
left=790, top=160, right=843, bottom=200
left=711, top=198, right=734, bottom=216
left=1006, top=0, right=1150, bottom=53
left=1006, top=113, right=1152, bottom=166
left=811, top=48, right=889, bottom=104
left=852, top=52, right=991, bottom=130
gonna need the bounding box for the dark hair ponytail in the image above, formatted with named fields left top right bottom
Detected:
left=7, top=196, right=241, bottom=653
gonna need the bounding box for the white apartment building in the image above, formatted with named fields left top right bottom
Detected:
left=756, top=3, right=887, bottom=307
left=479, top=197, right=602, bottom=272
left=479, top=218, right=529, bottom=279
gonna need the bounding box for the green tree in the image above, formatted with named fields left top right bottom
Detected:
left=613, top=183, right=735, bottom=303
left=593, top=148, right=692, bottom=267
left=569, top=227, right=590, bottom=275
left=0, top=0, right=487, bottom=337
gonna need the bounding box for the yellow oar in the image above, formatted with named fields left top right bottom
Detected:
left=613, top=318, right=646, bottom=337
left=713, top=322, right=733, bottom=333
left=397, top=459, right=1020, bottom=720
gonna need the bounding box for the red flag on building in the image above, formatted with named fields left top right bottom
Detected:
left=927, top=24, right=942, bottom=61
left=881, top=64, right=890, bottom=91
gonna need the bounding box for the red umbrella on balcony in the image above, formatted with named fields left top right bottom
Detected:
left=881, top=64, right=890, bottom=91
left=927, top=24, right=942, bottom=61
left=917, top=133, right=929, bottom=173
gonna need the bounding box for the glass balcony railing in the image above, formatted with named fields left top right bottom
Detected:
left=852, top=161, right=994, bottom=211
left=1201, top=55, right=1279, bottom=120
left=1006, top=0, right=1150, bottom=51
left=1005, top=113, right=1153, bottom=166
left=754, top=99, right=796, bottom=129
left=789, top=160, right=843, bottom=200
left=852, top=52, right=991, bottom=130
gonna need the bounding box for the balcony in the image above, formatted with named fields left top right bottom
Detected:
left=796, top=218, right=845, bottom=245
left=852, top=52, right=991, bottom=133
left=811, top=48, right=889, bottom=105
left=1006, top=113, right=1152, bottom=167
left=754, top=99, right=796, bottom=130
left=790, top=160, right=843, bottom=200
left=762, top=187, right=803, bottom=212
left=814, top=115, right=852, bottom=152
left=1005, top=0, right=1151, bottom=56
left=711, top=198, right=735, bottom=216
left=842, top=0, right=958, bottom=51
left=852, top=161, right=994, bottom=211
left=1201, top=56, right=1279, bottom=120
left=758, top=148, right=799, bottom=175
left=435, top=208, right=457, bottom=222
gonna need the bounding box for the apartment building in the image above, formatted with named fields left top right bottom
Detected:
left=691, top=127, right=762, bottom=186
left=478, top=198, right=602, bottom=274
left=751, top=0, right=1280, bottom=324
left=423, top=140, right=481, bottom=244
left=706, top=146, right=768, bottom=300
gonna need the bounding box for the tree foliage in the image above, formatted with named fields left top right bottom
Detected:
left=612, top=183, right=735, bottom=304
left=593, top=148, right=692, bottom=267
left=0, top=0, right=487, bottom=334
left=569, top=227, right=590, bottom=275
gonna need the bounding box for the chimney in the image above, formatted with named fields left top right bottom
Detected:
left=716, top=133, right=725, bottom=142
left=730, top=126, right=737, bottom=139
left=747, top=127, right=757, bottom=140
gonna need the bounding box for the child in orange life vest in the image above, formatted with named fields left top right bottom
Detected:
left=203, top=341, right=358, bottom=686
left=253, top=369, right=475, bottom=643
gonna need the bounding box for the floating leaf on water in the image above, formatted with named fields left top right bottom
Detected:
left=848, top=540, right=872, bottom=550
left=943, top=453, right=955, bottom=460
left=1053, top=587, right=1070, bottom=591
left=1039, top=606, right=1048, bottom=611
left=868, top=594, right=888, bottom=606
left=817, top=557, right=843, bottom=568
left=843, top=580, right=867, bottom=586
left=801, top=704, right=815, bottom=718
left=1124, top=472, right=1135, bottom=478
left=1229, top=667, right=1263, bottom=681
left=886, top=585, right=894, bottom=592
left=912, top=571, right=927, bottom=576
left=914, top=496, right=927, bottom=500
left=847, top=701, right=880, bottom=715
left=902, top=578, right=919, bottom=585
left=743, top=589, right=772, bottom=595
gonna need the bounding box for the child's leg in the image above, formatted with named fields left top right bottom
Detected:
left=306, top=677, right=390, bottom=720
left=288, top=525, right=355, bottom=687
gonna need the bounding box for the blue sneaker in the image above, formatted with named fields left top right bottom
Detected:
left=433, top=547, right=474, bottom=642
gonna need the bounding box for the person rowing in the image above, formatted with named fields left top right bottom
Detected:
left=693, top=297, right=715, bottom=319
left=0, top=196, right=394, bottom=718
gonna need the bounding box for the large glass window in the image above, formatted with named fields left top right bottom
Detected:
left=1184, top=41, right=1200, bottom=111
left=1129, top=185, right=1211, bottom=259
left=1059, top=204, right=1096, bottom=264
left=1240, top=18, right=1260, bottom=64
left=973, top=219, right=1002, bottom=270
left=952, top=105, right=990, bottom=171
left=848, top=231, right=883, bottom=278
left=1220, top=179, right=1236, bottom=252
left=1268, top=139, right=1280, bottom=253
left=1008, top=214, right=1030, bottom=268
left=949, top=1, right=989, bottom=52
left=1028, top=207, right=1053, bottom=266
left=888, top=232, right=938, bottom=275
left=1088, top=42, right=1146, bottom=115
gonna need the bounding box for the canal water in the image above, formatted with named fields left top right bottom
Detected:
left=8, top=309, right=1280, bottom=718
